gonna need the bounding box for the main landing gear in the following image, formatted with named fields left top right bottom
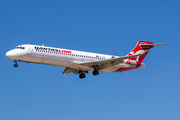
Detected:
left=79, top=73, right=86, bottom=79
left=79, top=70, right=100, bottom=79
left=14, top=61, right=18, bottom=67
left=92, top=66, right=99, bottom=76
left=93, top=70, right=99, bottom=76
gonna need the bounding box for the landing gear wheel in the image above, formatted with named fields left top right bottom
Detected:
left=93, top=70, right=99, bottom=75
left=79, top=73, right=86, bottom=79
left=14, top=64, right=18, bottom=67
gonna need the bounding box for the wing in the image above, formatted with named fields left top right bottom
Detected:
left=62, top=54, right=143, bottom=74
left=62, top=67, right=89, bottom=75
left=63, top=67, right=81, bottom=75
left=77, top=54, right=143, bottom=70
left=62, top=67, right=74, bottom=74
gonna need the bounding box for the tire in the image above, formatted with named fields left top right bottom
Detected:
left=79, top=73, right=86, bottom=79
left=93, top=70, right=99, bottom=75
left=14, top=64, right=18, bottom=67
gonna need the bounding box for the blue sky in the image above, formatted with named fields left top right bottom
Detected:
left=0, top=0, right=179, bottom=120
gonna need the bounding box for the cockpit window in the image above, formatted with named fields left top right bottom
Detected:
left=16, top=47, right=25, bottom=49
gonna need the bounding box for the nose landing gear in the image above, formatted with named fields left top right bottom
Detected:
left=14, top=64, right=18, bottom=67
left=14, top=60, right=18, bottom=67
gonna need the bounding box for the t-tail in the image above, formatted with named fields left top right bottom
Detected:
left=128, top=41, right=154, bottom=63
left=127, top=41, right=172, bottom=63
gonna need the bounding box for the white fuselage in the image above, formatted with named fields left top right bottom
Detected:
left=6, top=44, right=144, bottom=73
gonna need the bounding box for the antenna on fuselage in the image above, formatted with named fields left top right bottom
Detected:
left=42, top=44, right=44, bottom=46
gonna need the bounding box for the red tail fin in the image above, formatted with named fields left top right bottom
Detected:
left=128, top=41, right=154, bottom=63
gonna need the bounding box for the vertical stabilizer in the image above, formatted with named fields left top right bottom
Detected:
left=128, top=41, right=154, bottom=63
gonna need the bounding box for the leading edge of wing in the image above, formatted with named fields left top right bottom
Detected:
left=78, top=54, right=143, bottom=66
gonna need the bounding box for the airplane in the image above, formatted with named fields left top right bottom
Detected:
left=6, top=41, right=172, bottom=79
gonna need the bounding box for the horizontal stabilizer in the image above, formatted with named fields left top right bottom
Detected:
left=140, top=43, right=173, bottom=46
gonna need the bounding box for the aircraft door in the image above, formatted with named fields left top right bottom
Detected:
left=27, top=46, right=32, bottom=55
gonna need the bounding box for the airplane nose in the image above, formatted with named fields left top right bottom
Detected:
left=6, top=50, right=17, bottom=58
left=6, top=51, right=10, bottom=57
